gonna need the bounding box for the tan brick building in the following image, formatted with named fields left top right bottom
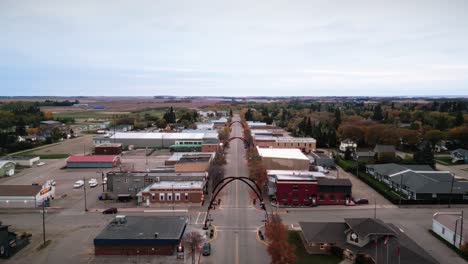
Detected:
left=174, top=154, right=212, bottom=172
left=137, top=181, right=205, bottom=206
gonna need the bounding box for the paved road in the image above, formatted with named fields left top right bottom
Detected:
left=207, top=115, right=270, bottom=264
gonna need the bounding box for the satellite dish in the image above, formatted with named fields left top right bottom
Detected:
left=351, top=233, right=357, bottom=240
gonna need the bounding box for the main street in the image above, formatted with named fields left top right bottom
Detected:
left=207, top=116, right=270, bottom=264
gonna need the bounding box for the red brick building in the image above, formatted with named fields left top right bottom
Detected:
left=137, top=181, right=205, bottom=206
left=271, top=173, right=352, bottom=206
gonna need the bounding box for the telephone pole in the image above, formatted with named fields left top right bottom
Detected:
left=83, top=177, right=88, bottom=212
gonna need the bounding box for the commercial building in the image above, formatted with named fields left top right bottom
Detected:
left=165, top=152, right=215, bottom=166
left=66, top=155, right=121, bottom=168
left=195, top=123, right=214, bottom=130
left=309, top=152, right=334, bottom=167
left=0, top=156, right=40, bottom=167
left=0, top=161, right=16, bottom=177
left=0, top=184, right=55, bottom=208
left=432, top=212, right=466, bottom=249
left=106, top=171, right=207, bottom=198
left=93, top=132, right=219, bottom=148
left=0, top=223, right=30, bottom=258
left=94, top=216, right=187, bottom=255
left=366, top=163, right=468, bottom=200
left=137, top=181, right=205, bottom=205
left=299, top=218, right=438, bottom=264
left=175, top=154, right=213, bottom=172
left=267, top=170, right=351, bottom=206
left=257, top=147, right=310, bottom=170
left=94, top=143, right=122, bottom=155
left=253, top=135, right=316, bottom=153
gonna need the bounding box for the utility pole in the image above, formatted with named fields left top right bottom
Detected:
left=101, top=171, right=105, bottom=193
left=460, top=211, right=464, bottom=249
left=83, top=144, right=86, bottom=155
left=374, top=196, right=377, bottom=219
left=83, top=177, right=88, bottom=212
left=41, top=202, right=46, bottom=246
left=449, top=174, right=455, bottom=208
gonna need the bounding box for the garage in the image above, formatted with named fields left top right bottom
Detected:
left=0, top=185, right=42, bottom=208
left=66, top=155, right=121, bottom=168
left=0, top=161, right=16, bottom=177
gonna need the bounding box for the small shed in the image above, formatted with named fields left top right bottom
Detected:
left=66, top=155, right=121, bottom=168
left=0, top=161, right=16, bottom=177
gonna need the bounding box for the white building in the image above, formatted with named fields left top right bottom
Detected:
left=432, top=212, right=467, bottom=249
left=257, top=147, right=310, bottom=170
left=0, top=183, right=55, bottom=208
left=93, top=132, right=219, bottom=148
left=0, top=156, right=40, bottom=167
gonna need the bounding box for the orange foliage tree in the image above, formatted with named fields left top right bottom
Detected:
left=265, top=214, right=296, bottom=264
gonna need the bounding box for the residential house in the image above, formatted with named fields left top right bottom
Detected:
left=373, top=145, right=396, bottom=161
left=339, top=139, right=357, bottom=152
left=451, top=149, right=468, bottom=164
left=299, top=218, right=439, bottom=264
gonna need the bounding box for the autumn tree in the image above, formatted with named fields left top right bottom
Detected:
left=424, top=129, right=446, bottom=147
left=183, top=231, right=204, bottom=264
left=414, top=140, right=435, bottom=169
left=265, top=214, right=296, bottom=264
left=455, top=111, right=465, bottom=126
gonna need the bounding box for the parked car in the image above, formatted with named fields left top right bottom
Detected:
left=73, top=180, right=84, bottom=188
left=102, top=208, right=118, bottom=214
left=353, top=197, right=369, bottom=205
left=37, top=162, right=46, bottom=167
left=88, top=179, right=98, bottom=188
left=202, top=242, right=211, bottom=256
left=314, top=166, right=329, bottom=174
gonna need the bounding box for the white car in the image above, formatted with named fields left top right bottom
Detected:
left=88, top=179, right=98, bottom=188
left=73, top=180, right=84, bottom=188
left=37, top=162, right=46, bottom=167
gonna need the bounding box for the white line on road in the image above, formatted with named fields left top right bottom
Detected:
left=195, top=212, right=201, bottom=224
left=235, top=232, right=239, bottom=264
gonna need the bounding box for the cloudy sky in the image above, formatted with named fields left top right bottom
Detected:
left=1, top=0, right=468, bottom=96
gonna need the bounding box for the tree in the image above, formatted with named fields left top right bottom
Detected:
left=372, top=105, right=383, bottom=121
left=229, top=108, right=233, bottom=117
left=163, top=107, right=176, bottom=123
left=183, top=231, right=204, bottom=264
left=424, top=129, right=446, bottom=147
left=334, top=108, right=342, bottom=128
left=455, top=111, right=464, bottom=126
left=435, top=114, right=449, bottom=131
left=265, top=214, right=296, bottom=264
left=448, top=126, right=468, bottom=148
left=244, top=109, right=253, bottom=121
left=414, top=140, right=435, bottom=169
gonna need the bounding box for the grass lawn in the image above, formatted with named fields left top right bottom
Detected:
left=21, top=152, right=69, bottom=159
left=435, top=157, right=461, bottom=166
left=288, top=231, right=342, bottom=264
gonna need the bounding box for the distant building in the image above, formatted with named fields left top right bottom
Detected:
left=257, top=147, right=310, bottom=170
left=0, top=161, right=16, bottom=177
left=0, top=156, right=40, bottom=167
left=106, top=171, right=207, bottom=198
left=309, top=152, right=334, bottom=168
left=165, top=152, right=215, bottom=166
left=339, top=139, right=357, bottom=152
left=137, top=181, right=205, bottom=205
left=94, top=143, right=123, bottom=155
left=94, top=216, right=187, bottom=255
left=109, top=124, right=133, bottom=132
left=0, top=184, right=55, bottom=208
left=432, top=212, right=467, bottom=249
left=451, top=149, right=468, bottom=164
left=299, top=218, right=438, bottom=264
left=66, top=155, right=121, bottom=168
left=373, top=145, right=396, bottom=160
left=93, top=132, right=219, bottom=148
left=195, top=123, right=214, bottom=130
left=366, top=163, right=468, bottom=200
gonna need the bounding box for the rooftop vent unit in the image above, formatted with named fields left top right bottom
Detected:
left=154, top=232, right=159, bottom=238
left=115, top=215, right=127, bottom=225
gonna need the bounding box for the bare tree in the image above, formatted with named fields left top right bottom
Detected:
left=183, top=231, right=204, bottom=264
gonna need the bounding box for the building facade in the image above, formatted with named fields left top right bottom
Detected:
left=137, top=181, right=205, bottom=205
left=66, top=155, right=121, bottom=168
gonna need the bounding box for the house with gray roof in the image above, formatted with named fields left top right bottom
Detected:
left=366, top=163, right=468, bottom=200
left=451, top=149, right=468, bottom=164
left=299, top=218, right=439, bottom=264
left=373, top=145, right=396, bottom=160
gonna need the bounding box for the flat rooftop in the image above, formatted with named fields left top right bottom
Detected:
left=275, top=174, right=317, bottom=181
left=178, top=155, right=212, bottom=164
left=147, top=181, right=204, bottom=189
left=257, top=146, right=309, bottom=160
left=94, top=216, right=187, bottom=240
left=109, top=132, right=218, bottom=140
left=167, top=152, right=215, bottom=162
left=267, top=170, right=327, bottom=178
left=107, top=171, right=207, bottom=177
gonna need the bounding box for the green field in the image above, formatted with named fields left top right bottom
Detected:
left=52, top=112, right=116, bottom=119
left=435, top=157, right=461, bottom=166
left=288, top=231, right=342, bottom=264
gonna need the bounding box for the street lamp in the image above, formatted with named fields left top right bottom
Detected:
left=83, top=177, right=88, bottom=212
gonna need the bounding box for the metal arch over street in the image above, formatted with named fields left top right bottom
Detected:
left=203, top=176, right=268, bottom=229
left=222, top=136, right=252, bottom=148
left=227, top=120, right=246, bottom=128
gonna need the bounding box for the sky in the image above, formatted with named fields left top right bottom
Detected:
left=1, top=0, right=468, bottom=97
